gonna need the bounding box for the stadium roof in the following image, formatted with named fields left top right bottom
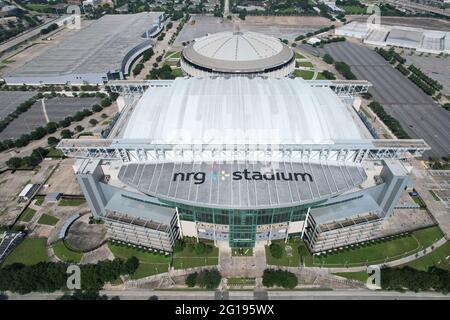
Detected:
left=120, top=77, right=369, bottom=145
left=182, top=31, right=294, bottom=73
left=118, top=160, right=367, bottom=210
left=6, top=13, right=163, bottom=77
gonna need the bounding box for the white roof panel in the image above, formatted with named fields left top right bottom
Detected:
left=121, top=77, right=365, bottom=145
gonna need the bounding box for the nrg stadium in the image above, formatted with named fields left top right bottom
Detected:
left=57, top=33, right=429, bottom=254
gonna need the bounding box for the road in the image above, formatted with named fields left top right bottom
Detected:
left=5, top=289, right=450, bottom=300
left=381, top=0, right=450, bottom=18
left=0, top=16, right=66, bottom=56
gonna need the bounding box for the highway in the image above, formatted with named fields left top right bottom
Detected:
left=0, top=16, right=65, bottom=55
left=382, top=0, right=450, bottom=18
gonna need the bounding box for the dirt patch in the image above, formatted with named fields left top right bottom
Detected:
left=65, top=215, right=107, bottom=252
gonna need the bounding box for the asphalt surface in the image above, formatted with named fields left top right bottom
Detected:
left=5, top=289, right=450, bottom=300
left=0, top=91, right=37, bottom=119
left=322, top=41, right=450, bottom=158
left=0, top=96, right=101, bottom=140
left=405, top=54, right=450, bottom=96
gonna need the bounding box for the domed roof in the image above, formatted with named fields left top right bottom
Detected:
left=192, top=31, right=284, bottom=62
left=182, top=31, right=294, bottom=74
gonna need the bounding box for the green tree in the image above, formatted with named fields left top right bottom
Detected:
left=196, top=270, right=221, bottom=290
left=269, top=243, right=283, bottom=259
left=47, top=136, right=60, bottom=146
left=323, top=53, right=334, bottom=64
left=6, top=157, right=22, bottom=169
left=122, top=257, right=139, bottom=275
left=89, top=119, right=99, bottom=126
left=60, top=129, right=73, bottom=139
left=185, top=273, right=197, bottom=287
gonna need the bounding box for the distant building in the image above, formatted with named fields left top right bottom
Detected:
left=336, top=21, right=450, bottom=54
left=45, top=192, right=62, bottom=203
left=0, top=5, right=18, bottom=17
left=19, top=184, right=39, bottom=201
left=181, top=31, right=295, bottom=78
left=4, top=13, right=165, bottom=85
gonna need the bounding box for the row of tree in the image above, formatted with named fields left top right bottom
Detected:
left=368, top=101, right=411, bottom=139
left=295, top=25, right=335, bottom=42
left=334, top=61, right=357, bottom=80
left=382, top=267, right=450, bottom=294
left=0, top=93, right=118, bottom=154
left=6, top=147, right=49, bottom=169
left=0, top=257, right=139, bottom=294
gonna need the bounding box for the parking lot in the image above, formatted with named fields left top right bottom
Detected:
left=174, top=15, right=333, bottom=46
left=405, top=55, right=450, bottom=96
left=322, top=41, right=450, bottom=158
left=0, top=96, right=101, bottom=140
left=0, top=91, right=37, bottom=120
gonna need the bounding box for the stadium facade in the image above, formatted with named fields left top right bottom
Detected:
left=180, top=31, right=295, bottom=78
left=58, top=77, right=429, bottom=253
left=3, top=13, right=165, bottom=85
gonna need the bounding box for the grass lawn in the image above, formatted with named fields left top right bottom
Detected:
left=411, top=195, right=427, bottom=208
left=316, top=72, right=330, bottom=80
left=24, top=4, right=53, bottom=12
left=227, top=277, right=256, bottom=286
left=429, top=190, right=441, bottom=201
left=403, top=241, right=450, bottom=271
left=312, top=226, right=443, bottom=267
left=231, top=248, right=253, bottom=256
left=108, top=242, right=171, bottom=279
left=298, top=61, right=313, bottom=69
left=52, top=241, right=82, bottom=263
left=37, top=213, right=59, bottom=226
left=333, top=271, right=368, bottom=282
left=34, top=195, right=45, bottom=206
left=18, top=208, right=36, bottom=222
left=293, top=69, right=314, bottom=80
left=295, top=52, right=305, bottom=59
left=172, top=68, right=184, bottom=77
left=265, top=239, right=310, bottom=267
left=46, top=147, right=64, bottom=159
left=165, top=51, right=181, bottom=59
left=2, top=238, right=49, bottom=266
left=172, top=244, right=219, bottom=269
left=340, top=5, right=367, bottom=14
left=58, top=198, right=86, bottom=206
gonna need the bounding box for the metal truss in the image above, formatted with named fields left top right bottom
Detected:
left=57, top=139, right=429, bottom=163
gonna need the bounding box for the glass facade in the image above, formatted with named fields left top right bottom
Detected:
left=161, top=200, right=324, bottom=247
